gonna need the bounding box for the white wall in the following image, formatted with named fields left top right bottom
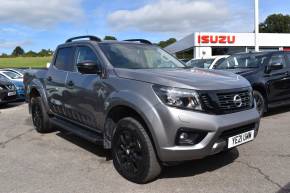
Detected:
left=194, top=32, right=290, bottom=47
left=194, top=47, right=212, bottom=59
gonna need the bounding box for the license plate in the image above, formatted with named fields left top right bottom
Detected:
left=8, top=91, right=16, bottom=96
left=228, top=130, right=255, bottom=148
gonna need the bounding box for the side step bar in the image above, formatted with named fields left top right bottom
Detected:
left=50, top=117, right=103, bottom=145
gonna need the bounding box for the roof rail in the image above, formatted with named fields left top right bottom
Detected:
left=65, top=35, right=101, bottom=43
left=124, top=39, right=152, bottom=44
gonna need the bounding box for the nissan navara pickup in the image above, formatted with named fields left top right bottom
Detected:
left=24, top=36, right=260, bottom=183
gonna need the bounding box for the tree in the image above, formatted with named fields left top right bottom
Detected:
left=0, top=53, right=9, bottom=58
left=158, top=38, right=176, bottom=48
left=38, top=49, right=53, bottom=57
left=104, top=36, right=117, bottom=40
left=25, top=50, right=38, bottom=57
left=259, top=14, right=290, bottom=33
left=12, top=46, right=25, bottom=56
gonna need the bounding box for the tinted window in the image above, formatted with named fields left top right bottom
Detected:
left=269, top=54, right=286, bottom=68
left=2, top=71, right=22, bottom=79
left=54, top=47, right=73, bottom=71
left=188, top=59, right=214, bottom=68
left=286, top=53, right=290, bottom=67
left=76, top=46, right=101, bottom=65
left=99, top=43, right=185, bottom=69
left=215, top=53, right=268, bottom=69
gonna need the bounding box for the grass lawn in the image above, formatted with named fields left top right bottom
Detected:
left=0, top=56, right=52, bottom=68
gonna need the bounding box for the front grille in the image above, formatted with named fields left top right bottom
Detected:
left=200, top=89, right=253, bottom=115
left=217, top=90, right=252, bottom=113
left=5, top=84, right=15, bottom=91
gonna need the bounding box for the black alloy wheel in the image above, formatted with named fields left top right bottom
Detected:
left=31, top=97, right=53, bottom=133
left=253, top=90, right=265, bottom=116
left=112, top=117, right=161, bottom=184
left=115, top=129, right=145, bottom=176
left=32, top=100, right=43, bottom=129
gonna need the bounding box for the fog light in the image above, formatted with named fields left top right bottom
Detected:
left=176, top=129, right=207, bottom=146
left=179, top=132, right=188, bottom=140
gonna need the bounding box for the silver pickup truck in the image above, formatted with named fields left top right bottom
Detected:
left=24, top=36, right=260, bottom=183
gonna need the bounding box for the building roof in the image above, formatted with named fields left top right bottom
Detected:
left=165, top=33, right=195, bottom=53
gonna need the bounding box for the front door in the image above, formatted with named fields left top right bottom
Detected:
left=266, top=53, right=290, bottom=102
left=65, top=45, right=106, bottom=130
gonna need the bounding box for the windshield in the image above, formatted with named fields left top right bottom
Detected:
left=0, top=74, right=7, bottom=81
left=2, top=71, right=22, bottom=79
left=215, top=53, right=268, bottom=69
left=99, top=43, right=186, bottom=69
left=187, top=59, right=214, bottom=68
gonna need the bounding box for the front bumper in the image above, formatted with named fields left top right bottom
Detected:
left=0, top=91, right=17, bottom=104
left=16, top=89, right=26, bottom=100
left=152, top=103, right=260, bottom=162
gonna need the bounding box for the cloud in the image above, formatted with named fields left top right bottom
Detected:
left=0, top=39, right=32, bottom=49
left=0, top=0, right=84, bottom=28
left=108, top=0, right=251, bottom=35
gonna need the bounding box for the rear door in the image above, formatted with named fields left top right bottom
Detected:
left=266, top=53, right=290, bottom=102
left=46, top=46, right=74, bottom=117
left=64, top=45, right=105, bottom=130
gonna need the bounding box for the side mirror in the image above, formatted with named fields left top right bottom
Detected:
left=267, top=62, right=283, bottom=73
left=77, top=61, right=101, bottom=74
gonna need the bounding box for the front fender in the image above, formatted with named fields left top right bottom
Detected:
left=103, top=90, right=164, bottom=153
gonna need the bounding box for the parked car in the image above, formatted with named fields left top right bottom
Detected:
left=0, top=70, right=25, bottom=100
left=213, top=51, right=290, bottom=116
left=24, top=36, right=260, bottom=183
left=186, top=55, right=229, bottom=69
left=1, top=68, right=24, bottom=78
left=0, top=77, right=17, bottom=105
left=179, top=58, right=190, bottom=63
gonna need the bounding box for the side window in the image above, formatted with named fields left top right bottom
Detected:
left=269, top=54, right=286, bottom=69
left=286, top=53, right=290, bottom=67
left=76, top=46, right=101, bottom=65
left=54, top=47, right=74, bottom=71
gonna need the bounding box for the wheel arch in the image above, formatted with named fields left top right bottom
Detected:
left=104, top=102, right=161, bottom=159
left=27, top=80, right=49, bottom=114
left=252, top=84, right=268, bottom=101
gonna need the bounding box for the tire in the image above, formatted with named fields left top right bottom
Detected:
left=112, top=117, right=161, bottom=183
left=0, top=102, right=7, bottom=107
left=31, top=97, right=53, bottom=133
left=253, top=90, right=266, bottom=117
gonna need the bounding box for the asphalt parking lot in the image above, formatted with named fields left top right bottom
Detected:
left=0, top=103, right=290, bottom=193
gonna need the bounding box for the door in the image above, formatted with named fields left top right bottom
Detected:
left=46, top=47, right=74, bottom=117
left=65, top=45, right=105, bottom=130
left=266, top=53, right=290, bottom=102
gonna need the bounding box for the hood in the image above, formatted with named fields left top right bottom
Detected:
left=222, top=68, right=259, bottom=77
left=0, top=79, right=13, bottom=86
left=114, top=68, right=250, bottom=90
left=11, top=79, right=24, bottom=86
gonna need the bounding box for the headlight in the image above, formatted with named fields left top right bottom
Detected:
left=0, top=86, right=3, bottom=91
left=153, top=85, right=203, bottom=111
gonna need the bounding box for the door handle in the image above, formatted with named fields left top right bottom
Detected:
left=47, top=76, right=52, bottom=81
left=67, top=80, right=74, bottom=87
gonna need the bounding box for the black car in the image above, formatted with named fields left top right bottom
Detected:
left=214, top=51, right=290, bottom=116
left=0, top=79, right=17, bottom=105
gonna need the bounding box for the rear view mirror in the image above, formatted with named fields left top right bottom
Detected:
left=77, top=61, right=102, bottom=74
left=267, top=62, right=283, bottom=73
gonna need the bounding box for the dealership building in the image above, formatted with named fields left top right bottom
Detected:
left=165, top=32, right=290, bottom=59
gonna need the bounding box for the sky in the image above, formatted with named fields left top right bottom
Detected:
left=0, top=0, right=289, bottom=54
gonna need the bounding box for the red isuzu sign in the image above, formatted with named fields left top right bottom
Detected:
left=198, top=35, right=236, bottom=44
